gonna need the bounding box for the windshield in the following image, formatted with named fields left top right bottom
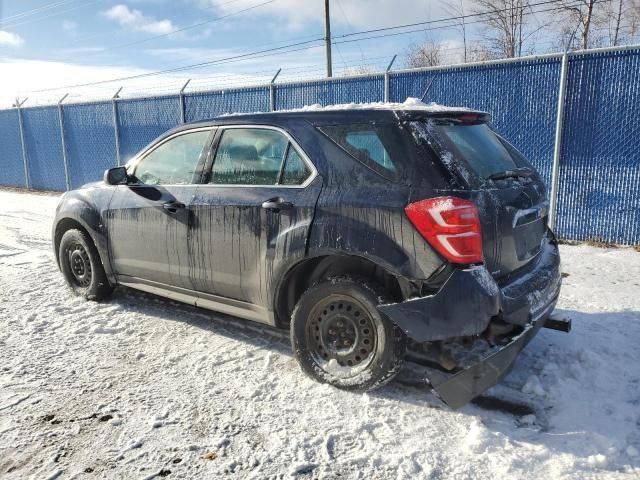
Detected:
left=421, top=120, right=531, bottom=181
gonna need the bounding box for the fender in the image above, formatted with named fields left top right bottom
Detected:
left=52, top=185, right=116, bottom=283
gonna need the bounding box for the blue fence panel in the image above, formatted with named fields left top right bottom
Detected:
left=185, top=87, right=270, bottom=122
left=0, top=109, right=26, bottom=187
left=117, top=96, right=181, bottom=163
left=556, top=50, right=640, bottom=245
left=22, top=106, right=66, bottom=191
left=390, top=59, right=561, bottom=187
left=275, top=75, right=384, bottom=110
left=0, top=49, right=639, bottom=244
left=63, top=102, right=117, bottom=189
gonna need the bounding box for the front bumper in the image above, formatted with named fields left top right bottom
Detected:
left=378, top=236, right=562, bottom=408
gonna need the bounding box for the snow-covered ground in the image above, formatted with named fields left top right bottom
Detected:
left=1, top=188, right=639, bottom=480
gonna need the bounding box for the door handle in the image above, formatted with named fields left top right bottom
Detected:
left=261, top=198, right=293, bottom=212
left=163, top=201, right=185, bottom=213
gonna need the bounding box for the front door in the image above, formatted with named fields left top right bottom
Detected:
left=189, top=126, right=321, bottom=318
left=105, top=128, right=213, bottom=289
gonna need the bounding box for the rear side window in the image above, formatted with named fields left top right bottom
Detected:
left=281, top=146, right=311, bottom=185
left=319, top=124, right=399, bottom=178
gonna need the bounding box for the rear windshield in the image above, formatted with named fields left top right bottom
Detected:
left=414, top=120, right=531, bottom=182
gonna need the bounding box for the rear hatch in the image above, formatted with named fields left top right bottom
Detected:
left=407, top=115, right=549, bottom=280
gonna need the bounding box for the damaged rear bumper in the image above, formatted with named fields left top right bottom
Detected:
left=418, top=300, right=556, bottom=409
left=377, top=235, right=562, bottom=408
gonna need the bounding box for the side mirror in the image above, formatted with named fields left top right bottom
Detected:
left=104, top=166, right=129, bottom=185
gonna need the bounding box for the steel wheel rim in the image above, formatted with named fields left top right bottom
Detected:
left=306, top=294, right=377, bottom=377
left=66, top=243, right=92, bottom=287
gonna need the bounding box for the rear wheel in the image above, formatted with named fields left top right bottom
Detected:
left=290, top=277, right=406, bottom=391
left=59, top=229, right=113, bottom=301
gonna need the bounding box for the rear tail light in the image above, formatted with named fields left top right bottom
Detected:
left=405, top=196, right=483, bottom=264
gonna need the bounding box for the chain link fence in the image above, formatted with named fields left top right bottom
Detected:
left=1, top=46, right=638, bottom=244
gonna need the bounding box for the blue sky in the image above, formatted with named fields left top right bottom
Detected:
left=0, top=0, right=472, bottom=105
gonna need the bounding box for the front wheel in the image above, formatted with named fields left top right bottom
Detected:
left=59, top=228, right=113, bottom=301
left=290, top=277, right=406, bottom=391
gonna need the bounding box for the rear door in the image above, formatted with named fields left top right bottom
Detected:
left=410, top=119, right=548, bottom=279
left=189, top=126, right=321, bottom=318
left=105, top=127, right=213, bottom=289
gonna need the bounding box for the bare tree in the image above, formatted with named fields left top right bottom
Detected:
left=442, top=0, right=470, bottom=62
left=631, top=0, right=640, bottom=40
left=608, top=0, right=625, bottom=45
left=630, top=0, right=640, bottom=40
left=555, top=0, right=599, bottom=49
left=468, top=44, right=501, bottom=61
left=603, top=0, right=640, bottom=45
left=405, top=38, right=444, bottom=68
left=553, top=0, right=640, bottom=50
left=343, top=64, right=375, bottom=76
left=472, top=0, right=548, bottom=57
left=472, top=0, right=527, bottom=57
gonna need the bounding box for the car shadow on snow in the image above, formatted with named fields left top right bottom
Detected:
left=460, top=308, right=640, bottom=472
left=110, top=288, right=640, bottom=471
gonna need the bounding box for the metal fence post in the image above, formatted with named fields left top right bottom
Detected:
left=269, top=69, right=281, bottom=112
left=112, top=87, right=123, bottom=166
left=15, top=98, right=30, bottom=189
left=384, top=55, right=397, bottom=103
left=548, top=52, right=570, bottom=231
left=57, top=93, right=71, bottom=191
left=179, top=79, right=191, bottom=124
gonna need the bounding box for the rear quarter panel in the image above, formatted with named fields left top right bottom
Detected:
left=304, top=129, right=444, bottom=281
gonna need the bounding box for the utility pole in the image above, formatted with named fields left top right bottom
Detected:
left=324, top=0, right=332, bottom=77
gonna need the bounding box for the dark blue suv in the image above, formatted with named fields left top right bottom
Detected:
left=52, top=103, right=562, bottom=408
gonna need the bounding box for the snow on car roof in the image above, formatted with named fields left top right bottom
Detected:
left=279, top=97, right=477, bottom=113
left=220, top=97, right=485, bottom=118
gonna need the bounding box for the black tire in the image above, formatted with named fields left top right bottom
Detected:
left=58, top=228, right=113, bottom=301
left=290, top=277, right=406, bottom=391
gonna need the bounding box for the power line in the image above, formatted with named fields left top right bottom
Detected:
left=331, top=1, right=585, bottom=45
left=31, top=39, right=326, bottom=92
left=0, top=0, right=104, bottom=30
left=336, top=0, right=576, bottom=40
left=334, top=0, right=367, bottom=64
left=29, top=0, right=582, bottom=93
left=0, top=0, right=80, bottom=23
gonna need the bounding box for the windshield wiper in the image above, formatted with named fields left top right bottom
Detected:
left=488, top=167, right=533, bottom=181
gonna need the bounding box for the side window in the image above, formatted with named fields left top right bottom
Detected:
left=210, top=128, right=288, bottom=185
left=281, top=146, right=312, bottom=185
left=134, top=130, right=210, bottom=185
left=344, top=131, right=395, bottom=172
left=318, top=124, right=398, bottom=178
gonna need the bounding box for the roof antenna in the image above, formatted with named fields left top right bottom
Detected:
left=420, top=77, right=436, bottom=103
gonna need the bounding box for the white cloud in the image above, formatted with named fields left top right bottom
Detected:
left=0, top=59, right=151, bottom=107
left=103, top=4, right=175, bottom=35
left=0, top=58, right=268, bottom=108
left=207, top=0, right=457, bottom=30
left=62, top=20, right=78, bottom=35
left=0, top=31, right=25, bottom=48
